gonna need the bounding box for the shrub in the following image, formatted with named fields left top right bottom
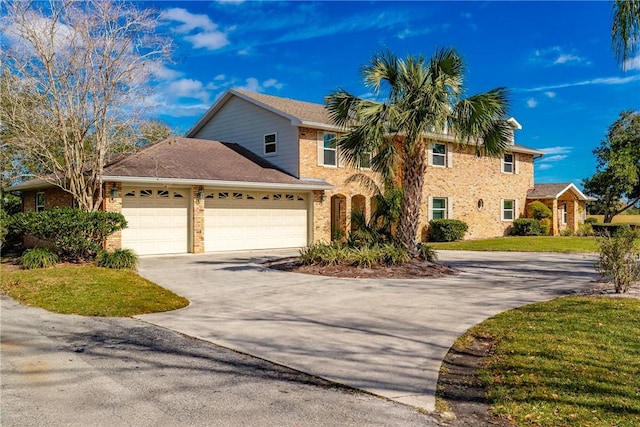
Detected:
left=11, top=207, right=127, bottom=261
left=595, top=229, right=640, bottom=293
left=21, top=247, right=59, bottom=269
left=299, top=241, right=409, bottom=267
left=417, top=243, right=438, bottom=262
left=539, top=218, right=551, bottom=235
left=591, top=223, right=632, bottom=236
left=528, top=201, right=552, bottom=220
left=584, top=217, right=598, bottom=224
left=512, top=218, right=544, bottom=236
left=95, top=249, right=138, bottom=269
left=428, top=219, right=468, bottom=242
left=576, top=221, right=594, bottom=236
left=560, top=228, right=574, bottom=236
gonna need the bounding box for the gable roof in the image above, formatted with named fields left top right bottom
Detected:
left=527, top=183, right=592, bottom=201
left=11, top=138, right=332, bottom=192
left=186, top=89, right=544, bottom=156
left=187, top=89, right=336, bottom=137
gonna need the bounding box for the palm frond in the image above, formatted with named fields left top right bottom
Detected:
left=612, top=0, right=640, bottom=66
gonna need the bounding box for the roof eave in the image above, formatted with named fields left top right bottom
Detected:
left=101, top=175, right=334, bottom=191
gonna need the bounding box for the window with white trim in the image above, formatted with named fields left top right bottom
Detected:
left=502, top=199, right=515, bottom=221
left=264, top=133, right=277, bottom=154
left=323, top=132, right=337, bottom=166
left=562, top=203, right=567, bottom=224
left=431, top=197, right=448, bottom=220
left=503, top=153, right=514, bottom=173
left=432, top=143, right=446, bottom=167
left=35, top=192, right=45, bottom=212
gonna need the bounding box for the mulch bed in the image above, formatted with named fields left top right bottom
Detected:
left=264, top=257, right=457, bottom=279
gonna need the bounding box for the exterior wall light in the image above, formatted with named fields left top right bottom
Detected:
left=110, top=185, right=118, bottom=199
left=198, top=188, right=205, bottom=200
left=320, top=192, right=326, bottom=203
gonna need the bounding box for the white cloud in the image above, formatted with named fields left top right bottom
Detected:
left=537, top=164, right=553, bottom=170
left=167, top=78, right=210, bottom=103
left=540, top=154, right=568, bottom=162
left=540, top=146, right=572, bottom=155
left=160, top=8, right=217, bottom=33
left=185, top=31, right=229, bottom=50
left=160, top=7, right=230, bottom=51
left=519, top=74, right=640, bottom=93
left=145, top=61, right=182, bottom=81
left=623, top=54, right=640, bottom=71
left=526, top=98, right=538, bottom=108
left=544, top=91, right=556, bottom=98
left=531, top=46, right=589, bottom=67
left=235, top=77, right=284, bottom=93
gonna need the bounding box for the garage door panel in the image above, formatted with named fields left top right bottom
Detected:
left=121, top=187, right=189, bottom=256
left=204, top=191, right=308, bottom=252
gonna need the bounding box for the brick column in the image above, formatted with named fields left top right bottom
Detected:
left=104, top=182, right=123, bottom=251
left=192, top=186, right=205, bottom=254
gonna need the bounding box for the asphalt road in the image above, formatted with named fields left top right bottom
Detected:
left=0, top=295, right=441, bottom=427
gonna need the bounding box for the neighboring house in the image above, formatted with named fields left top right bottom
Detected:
left=527, top=183, right=592, bottom=235
left=11, top=89, right=588, bottom=255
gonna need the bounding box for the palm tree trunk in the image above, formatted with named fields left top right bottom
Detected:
left=398, top=149, right=426, bottom=257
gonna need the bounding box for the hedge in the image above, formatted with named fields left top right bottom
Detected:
left=428, top=219, right=468, bottom=242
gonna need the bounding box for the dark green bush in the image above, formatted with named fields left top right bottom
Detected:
left=591, top=223, right=632, bottom=236
left=512, top=218, right=544, bottom=236
left=427, top=219, right=468, bottom=242
left=528, top=201, right=552, bottom=220
left=417, top=243, right=438, bottom=262
left=95, top=249, right=138, bottom=269
left=11, top=207, right=127, bottom=261
left=21, top=247, right=59, bottom=269
left=584, top=217, right=599, bottom=224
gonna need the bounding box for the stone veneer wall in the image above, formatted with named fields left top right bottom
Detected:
left=103, top=182, right=122, bottom=251
left=299, top=126, right=536, bottom=242
left=192, top=186, right=205, bottom=254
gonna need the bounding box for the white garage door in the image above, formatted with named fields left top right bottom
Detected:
left=204, top=190, right=308, bottom=252
left=121, top=188, right=189, bottom=255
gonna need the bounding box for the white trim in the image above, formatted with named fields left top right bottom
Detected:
left=430, top=142, right=447, bottom=168
left=501, top=198, right=516, bottom=222
left=427, top=196, right=433, bottom=221
left=102, top=176, right=334, bottom=191
left=446, top=143, right=453, bottom=168
left=526, top=183, right=592, bottom=201
left=35, top=191, right=45, bottom=212
left=514, top=153, right=520, bottom=174
left=430, top=197, right=448, bottom=220
left=502, top=152, right=514, bottom=174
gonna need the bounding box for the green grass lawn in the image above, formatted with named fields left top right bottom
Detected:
left=429, top=236, right=598, bottom=253
left=459, top=297, right=640, bottom=426
left=0, top=265, right=189, bottom=316
left=587, top=215, right=640, bottom=225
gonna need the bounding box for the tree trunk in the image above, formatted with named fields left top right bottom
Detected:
left=397, top=148, right=426, bottom=258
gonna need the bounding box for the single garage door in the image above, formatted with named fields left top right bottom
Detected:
left=204, top=190, right=308, bottom=252
left=121, top=187, right=189, bottom=255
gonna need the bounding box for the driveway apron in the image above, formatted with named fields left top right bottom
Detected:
left=136, top=250, right=599, bottom=412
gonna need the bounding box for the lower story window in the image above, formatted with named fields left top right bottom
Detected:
left=35, top=192, right=45, bottom=212
left=502, top=199, right=515, bottom=221
left=562, top=203, right=567, bottom=224
left=432, top=197, right=447, bottom=220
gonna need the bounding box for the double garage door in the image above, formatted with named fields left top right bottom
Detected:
left=121, top=187, right=308, bottom=255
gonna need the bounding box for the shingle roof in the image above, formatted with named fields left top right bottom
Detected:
left=11, top=138, right=333, bottom=191
left=103, top=137, right=304, bottom=184
left=232, top=89, right=331, bottom=125
left=527, top=183, right=590, bottom=200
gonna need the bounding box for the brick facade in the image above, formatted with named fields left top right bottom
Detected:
left=299, top=127, right=535, bottom=242
left=103, top=182, right=122, bottom=251
left=22, top=187, right=74, bottom=212
left=192, top=186, right=205, bottom=254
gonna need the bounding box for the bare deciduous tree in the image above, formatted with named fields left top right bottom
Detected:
left=0, top=0, right=173, bottom=211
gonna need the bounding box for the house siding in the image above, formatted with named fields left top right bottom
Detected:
left=193, top=96, right=300, bottom=177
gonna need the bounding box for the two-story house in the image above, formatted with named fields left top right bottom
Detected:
left=12, top=89, right=590, bottom=255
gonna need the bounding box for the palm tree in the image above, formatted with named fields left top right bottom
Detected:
left=325, top=49, right=512, bottom=257
left=612, top=0, right=640, bottom=68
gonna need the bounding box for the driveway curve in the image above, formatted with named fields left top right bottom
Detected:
left=137, top=250, right=600, bottom=412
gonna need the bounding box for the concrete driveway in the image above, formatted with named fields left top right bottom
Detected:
left=137, top=250, right=600, bottom=412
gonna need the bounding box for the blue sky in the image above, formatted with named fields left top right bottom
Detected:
left=146, top=1, right=640, bottom=187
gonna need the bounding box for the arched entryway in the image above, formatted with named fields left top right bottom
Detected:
left=331, top=194, right=347, bottom=241
left=351, top=194, right=366, bottom=232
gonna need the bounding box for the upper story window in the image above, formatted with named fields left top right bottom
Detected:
left=431, top=197, right=448, bottom=220
left=323, top=132, right=337, bottom=166
left=502, top=199, right=515, bottom=221
left=359, top=152, right=372, bottom=169
left=264, top=133, right=277, bottom=155
left=432, top=143, right=446, bottom=167
left=503, top=153, right=514, bottom=173
left=35, top=192, right=45, bottom=212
